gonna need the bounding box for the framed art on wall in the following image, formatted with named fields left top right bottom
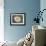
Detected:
left=10, top=13, right=26, bottom=26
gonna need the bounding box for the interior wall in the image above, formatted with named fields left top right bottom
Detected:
left=4, top=0, right=40, bottom=42
left=40, top=0, right=46, bottom=27
left=0, top=0, right=4, bottom=42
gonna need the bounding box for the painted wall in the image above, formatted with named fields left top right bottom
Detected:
left=40, top=0, right=46, bottom=27
left=4, top=0, right=40, bottom=42
left=0, top=0, right=4, bottom=42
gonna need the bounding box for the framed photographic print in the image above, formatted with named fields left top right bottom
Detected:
left=10, top=13, right=26, bottom=26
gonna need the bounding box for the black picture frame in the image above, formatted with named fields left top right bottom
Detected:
left=10, top=13, right=26, bottom=26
